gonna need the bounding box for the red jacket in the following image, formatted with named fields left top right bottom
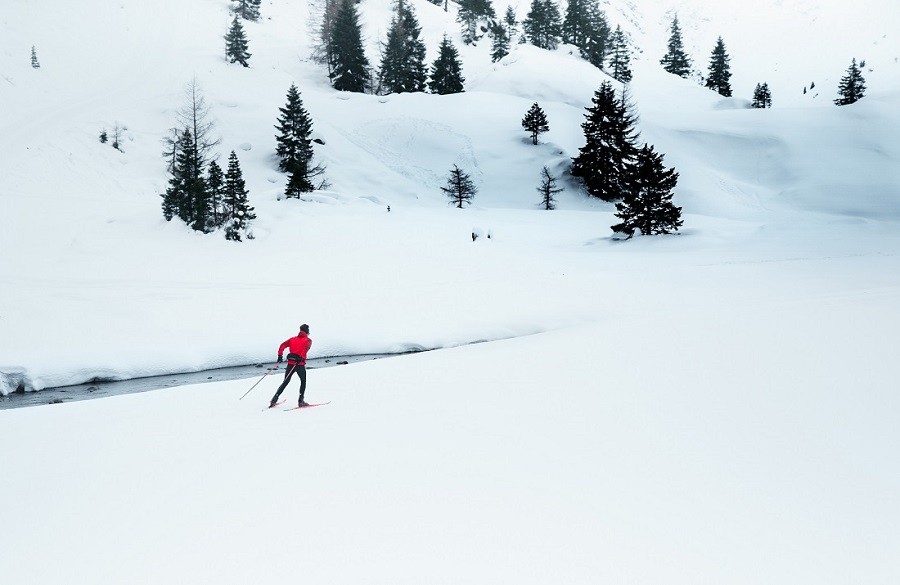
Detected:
left=279, top=332, right=312, bottom=365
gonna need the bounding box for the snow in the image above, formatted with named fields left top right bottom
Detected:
left=2, top=0, right=900, bottom=583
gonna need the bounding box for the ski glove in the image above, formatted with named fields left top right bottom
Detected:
left=277, top=355, right=283, bottom=363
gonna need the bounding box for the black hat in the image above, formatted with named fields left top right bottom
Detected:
left=299, top=324, right=310, bottom=334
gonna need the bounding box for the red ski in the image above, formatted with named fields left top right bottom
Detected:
left=284, top=401, right=331, bottom=411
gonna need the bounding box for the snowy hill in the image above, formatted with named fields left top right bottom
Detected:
left=2, top=1, right=900, bottom=583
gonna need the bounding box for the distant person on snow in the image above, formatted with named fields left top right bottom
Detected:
left=270, top=324, right=312, bottom=408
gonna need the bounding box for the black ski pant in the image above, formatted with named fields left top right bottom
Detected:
left=272, top=363, right=306, bottom=403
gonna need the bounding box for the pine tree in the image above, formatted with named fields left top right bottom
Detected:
left=751, top=82, right=772, bottom=108
left=206, top=160, right=226, bottom=230
left=378, top=0, right=427, bottom=94
left=523, top=0, right=562, bottom=51
left=490, top=21, right=510, bottom=62
left=561, top=0, right=608, bottom=68
left=274, top=85, right=326, bottom=198
left=30, top=46, right=40, bottom=68
left=429, top=36, right=466, bottom=94
left=223, top=151, right=256, bottom=241
left=457, top=0, right=497, bottom=45
left=99, top=129, right=108, bottom=144
left=537, top=166, right=562, bottom=210
left=441, top=165, right=477, bottom=208
left=579, top=2, right=610, bottom=69
left=612, top=144, right=682, bottom=238
left=834, top=58, right=866, bottom=106
left=504, top=6, right=518, bottom=38
left=607, top=25, right=632, bottom=83
left=225, top=16, right=252, bottom=66
left=521, top=102, right=549, bottom=145
left=571, top=82, right=640, bottom=202
left=275, top=83, right=314, bottom=174
left=660, top=14, right=691, bottom=78
left=161, top=128, right=210, bottom=231
left=327, top=0, right=370, bottom=93
left=705, top=36, right=732, bottom=96
left=233, top=0, right=261, bottom=21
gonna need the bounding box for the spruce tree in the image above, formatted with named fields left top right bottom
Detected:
left=607, top=25, right=632, bottom=83
left=834, top=58, right=866, bottom=106
left=571, top=82, right=640, bottom=202
left=561, top=0, right=608, bottom=68
left=523, top=0, right=562, bottom=51
left=457, top=0, right=497, bottom=45
left=429, top=36, right=466, bottom=94
left=660, top=14, right=691, bottom=78
left=99, top=129, right=108, bottom=144
left=162, top=128, right=210, bottom=230
left=441, top=165, right=477, bottom=208
left=206, top=160, right=226, bottom=230
left=751, top=82, right=772, bottom=108
left=378, top=1, right=427, bottom=94
left=275, top=85, right=326, bottom=198
left=327, top=0, right=370, bottom=92
left=521, top=102, right=549, bottom=145
left=504, top=6, right=518, bottom=38
left=223, top=151, right=255, bottom=241
left=490, top=21, right=510, bottom=62
left=31, top=46, right=40, bottom=68
left=233, top=0, right=261, bottom=21
left=537, top=166, right=562, bottom=210
left=275, top=83, right=314, bottom=174
left=612, top=144, right=682, bottom=238
left=705, top=36, right=732, bottom=96
left=225, top=16, right=252, bottom=66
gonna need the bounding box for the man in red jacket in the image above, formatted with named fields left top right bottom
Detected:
left=270, top=324, right=313, bottom=408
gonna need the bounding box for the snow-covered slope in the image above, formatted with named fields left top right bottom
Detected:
left=1, top=2, right=900, bottom=581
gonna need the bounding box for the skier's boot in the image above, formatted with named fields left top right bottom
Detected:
left=298, top=399, right=310, bottom=408
left=269, top=397, right=278, bottom=408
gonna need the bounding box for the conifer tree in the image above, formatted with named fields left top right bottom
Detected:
left=162, top=128, right=210, bottom=231
left=274, top=85, right=326, bottom=198
left=523, top=0, right=562, bottom=51
left=378, top=0, right=428, bottom=94
left=171, top=77, right=220, bottom=174
left=571, top=82, right=640, bottom=202
left=521, top=102, right=549, bottom=145
left=441, top=165, right=477, bottom=208
left=327, top=0, right=370, bottom=93
left=705, top=36, right=732, bottom=96
left=612, top=144, right=682, bottom=238
left=607, top=25, right=632, bottom=83
left=561, top=0, right=608, bottom=68
left=660, top=14, right=691, bottom=78
left=275, top=83, right=314, bottom=174
left=223, top=151, right=255, bottom=241
left=490, top=21, right=510, bottom=62
left=457, top=0, right=497, bottom=45
left=504, top=6, right=518, bottom=38
left=834, top=58, right=866, bottom=105
left=206, top=160, right=226, bottom=230
left=225, top=16, right=252, bottom=67
left=31, top=46, right=40, bottom=68
left=429, top=36, right=466, bottom=94
left=99, top=129, right=108, bottom=144
left=537, top=166, right=562, bottom=210
left=751, top=82, right=772, bottom=108
left=233, top=0, right=261, bottom=21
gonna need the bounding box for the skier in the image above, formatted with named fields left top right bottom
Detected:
left=270, top=324, right=312, bottom=408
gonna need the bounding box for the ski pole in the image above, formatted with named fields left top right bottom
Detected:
left=239, top=363, right=280, bottom=400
